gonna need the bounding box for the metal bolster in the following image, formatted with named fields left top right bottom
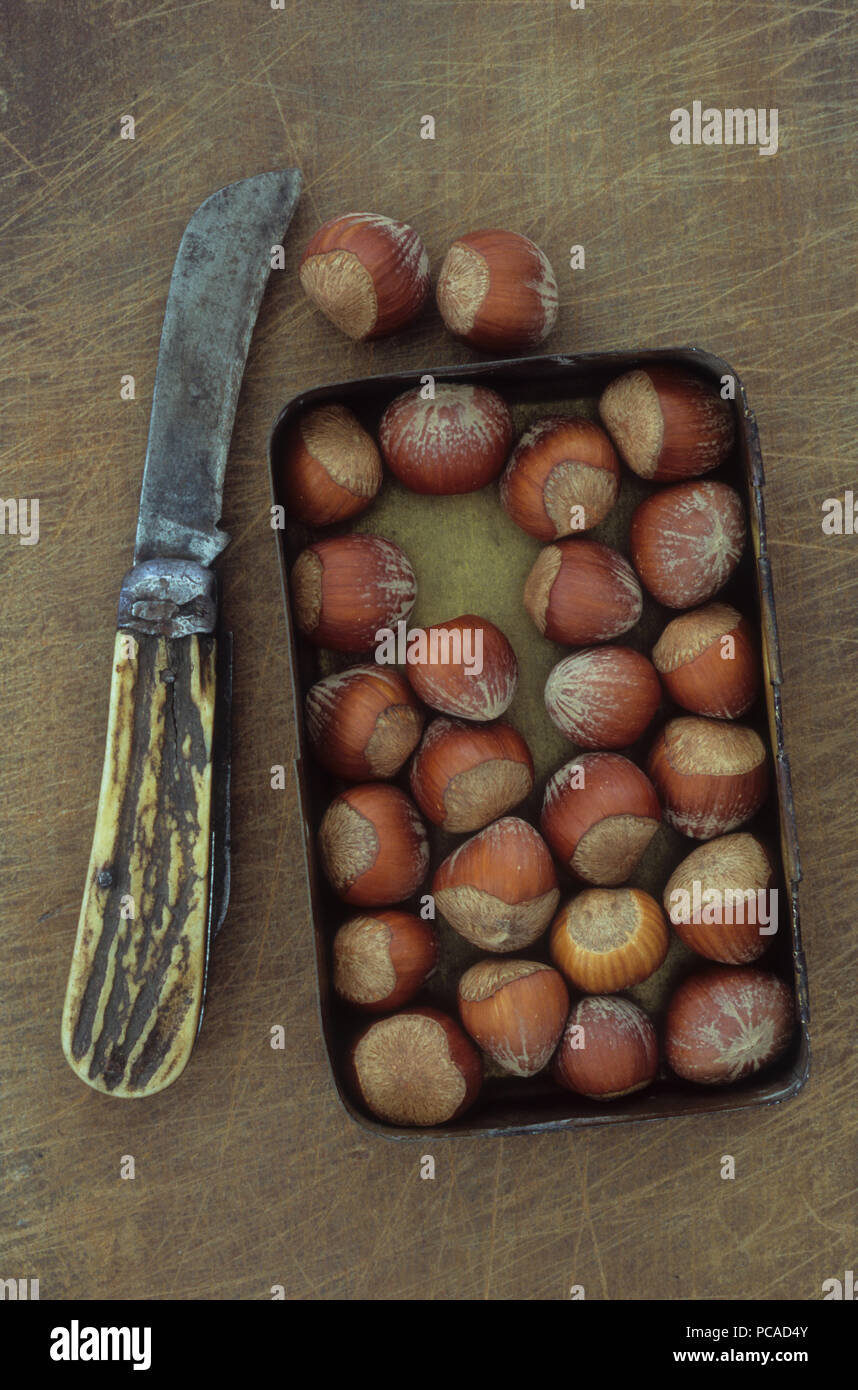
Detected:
left=117, top=559, right=217, bottom=637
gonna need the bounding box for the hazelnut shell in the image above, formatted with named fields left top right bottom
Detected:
left=663, top=833, right=776, bottom=963
left=541, top=753, right=662, bottom=885
left=379, top=383, right=514, bottom=495
left=349, top=1007, right=482, bottom=1126
left=630, top=481, right=746, bottom=610
left=291, top=534, right=417, bottom=652
left=500, top=415, right=620, bottom=541
left=544, top=646, right=662, bottom=749
left=457, top=959, right=569, bottom=1077
left=552, top=995, right=658, bottom=1099
left=279, top=403, right=382, bottom=526
left=436, top=228, right=558, bottom=352
left=305, top=665, right=424, bottom=780
left=652, top=604, right=759, bottom=719
left=647, top=716, right=768, bottom=840
left=405, top=614, right=518, bottom=722
left=599, top=366, right=734, bottom=482
left=318, top=784, right=429, bottom=906
left=299, top=212, right=430, bottom=341
left=664, top=965, right=794, bottom=1085
left=332, top=910, right=439, bottom=1012
left=409, top=717, right=534, bottom=832
left=524, top=539, right=643, bottom=645
left=549, top=887, right=669, bottom=994
left=433, top=816, right=560, bottom=953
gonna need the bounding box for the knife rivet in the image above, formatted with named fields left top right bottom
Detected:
left=161, top=668, right=176, bottom=684
left=132, top=599, right=179, bottom=621
left=97, top=869, right=114, bottom=889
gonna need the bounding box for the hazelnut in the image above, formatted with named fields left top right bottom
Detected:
left=409, top=717, right=534, bottom=832
left=379, top=383, right=514, bottom=495
left=405, top=614, right=518, bottom=722
left=349, top=1007, right=482, bottom=1126
left=541, top=753, right=661, bottom=886
left=599, top=366, right=734, bottom=482
left=436, top=228, right=558, bottom=351
left=332, top=910, right=439, bottom=1012
left=544, top=646, right=661, bottom=749
left=279, top=403, right=382, bottom=526
left=305, top=665, right=424, bottom=780
left=652, top=603, right=759, bottom=719
left=552, top=996, right=658, bottom=1100
left=432, top=816, right=560, bottom=953
left=663, top=833, right=776, bottom=964
left=318, top=784, right=429, bottom=906
left=630, top=481, right=746, bottom=610
left=500, top=415, right=621, bottom=541
left=647, top=716, right=768, bottom=840
left=549, top=888, right=669, bottom=993
left=524, top=539, right=642, bottom=645
left=291, top=534, right=417, bottom=651
left=299, top=212, right=430, bottom=340
left=664, top=965, right=794, bottom=1085
left=457, top=959, right=569, bottom=1077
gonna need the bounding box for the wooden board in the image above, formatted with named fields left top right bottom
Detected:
left=0, top=0, right=855, bottom=1300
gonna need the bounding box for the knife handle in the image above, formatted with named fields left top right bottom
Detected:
left=61, top=630, right=216, bottom=1097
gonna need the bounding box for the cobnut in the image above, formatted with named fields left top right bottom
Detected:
left=663, top=833, right=776, bottom=964
left=457, top=959, right=569, bottom=1077
left=332, top=910, right=439, bottom=1012
left=409, top=717, right=534, bottom=832
left=630, top=481, right=746, bottom=610
left=599, top=366, right=734, bottom=482
left=436, top=228, right=558, bottom=351
left=524, top=539, right=642, bottom=645
left=318, top=784, right=429, bottom=906
left=349, top=1007, right=482, bottom=1126
left=665, top=965, right=794, bottom=1085
left=652, top=603, right=759, bottom=719
left=299, top=212, right=430, bottom=340
left=405, top=614, right=518, bottom=721
left=378, top=383, right=514, bottom=495
left=291, top=534, right=416, bottom=651
left=647, top=716, right=768, bottom=840
left=551, top=996, right=658, bottom=1100
left=541, top=753, right=661, bottom=886
left=279, top=403, right=382, bottom=526
left=544, top=646, right=661, bottom=749
left=305, top=665, right=424, bottom=780
left=432, top=816, right=560, bottom=953
left=500, top=415, right=621, bottom=541
left=549, top=888, right=669, bottom=993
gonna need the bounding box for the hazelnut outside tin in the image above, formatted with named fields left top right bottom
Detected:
left=268, top=346, right=810, bottom=1139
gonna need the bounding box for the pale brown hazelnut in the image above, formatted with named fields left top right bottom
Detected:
left=348, top=1008, right=482, bottom=1126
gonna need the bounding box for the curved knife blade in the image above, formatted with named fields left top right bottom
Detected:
left=134, top=169, right=301, bottom=566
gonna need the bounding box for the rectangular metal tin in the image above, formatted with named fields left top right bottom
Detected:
left=268, top=346, right=810, bottom=1139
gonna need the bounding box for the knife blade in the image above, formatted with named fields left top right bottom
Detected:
left=61, top=169, right=301, bottom=1098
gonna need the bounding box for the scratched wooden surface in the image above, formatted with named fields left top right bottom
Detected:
left=1, top=0, right=856, bottom=1301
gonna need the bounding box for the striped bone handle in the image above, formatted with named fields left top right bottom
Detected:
left=61, top=630, right=216, bottom=1097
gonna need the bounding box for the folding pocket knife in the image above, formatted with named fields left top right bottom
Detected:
left=61, top=169, right=301, bottom=1097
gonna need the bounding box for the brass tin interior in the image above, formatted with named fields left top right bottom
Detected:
left=268, top=347, right=810, bottom=1139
